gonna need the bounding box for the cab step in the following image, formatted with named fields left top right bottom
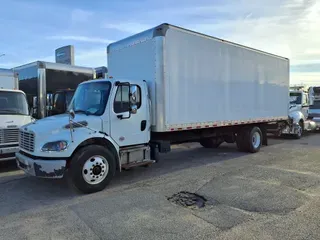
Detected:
left=121, top=160, right=155, bottom=170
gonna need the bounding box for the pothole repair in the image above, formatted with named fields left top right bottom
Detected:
left=167, top=191, right=207, bottom=209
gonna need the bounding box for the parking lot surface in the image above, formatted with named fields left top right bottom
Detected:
left=1, top=134, right=320, bottom=240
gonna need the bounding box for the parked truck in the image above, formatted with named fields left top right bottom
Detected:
left=16, top=23, right=297, bottom=193
left=286, top=86, right=317, bottom=136
left=0, top=68, right=32, bottom=162
left=307, top=86, right=320, bottom=129
left=307, top=86, right=320, bottom=117
left=12, top=61, right=97, bottom=119
left=267, top=85, right=317, bottom=138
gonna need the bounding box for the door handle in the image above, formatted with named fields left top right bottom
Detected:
left=141, top=120, right=147, bottom=131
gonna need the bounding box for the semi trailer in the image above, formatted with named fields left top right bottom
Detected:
left=0, top=69, right=32, bottom=162
left=16, top=23, right=295, bottom=193
left=13, top=61, right=96, bottom=119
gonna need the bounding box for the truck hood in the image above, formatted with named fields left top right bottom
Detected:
left=23, top=113, right=102, bottom=135
left=289, top=104, right=301, bottom=113
left=0, top=115, right=32, bottom=128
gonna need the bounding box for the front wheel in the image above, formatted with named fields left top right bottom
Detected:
left=293, top=121, right=303, bottom=139
left=68, top=145, right=116, bottom=194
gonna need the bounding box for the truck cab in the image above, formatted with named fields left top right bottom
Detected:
left=16, top=78, right=151, bottom=192
left=0, top=69, right=32, bottom=161
left=288, top=88, right=316, bottom=136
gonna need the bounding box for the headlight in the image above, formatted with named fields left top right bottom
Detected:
left=41, top=141, right=69, bottom=152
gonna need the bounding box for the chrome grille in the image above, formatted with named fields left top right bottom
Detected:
left=19, top=130, right=35, bottom=152
left=0, top=128, right=19, bottom=144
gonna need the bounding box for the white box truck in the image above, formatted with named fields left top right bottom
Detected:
left=16, top=23, right=294, bottom=193
left=0, top=68, right=32, bottom=162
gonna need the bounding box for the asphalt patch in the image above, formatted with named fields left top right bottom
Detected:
left=167, top=191, right=207, bottom=209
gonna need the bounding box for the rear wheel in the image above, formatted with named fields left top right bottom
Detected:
left=68, top=145, right=116, bottom=194
left=236, top=126, right=262, bottom=153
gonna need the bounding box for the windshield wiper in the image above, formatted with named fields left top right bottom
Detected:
left=0, top=109, right=24, bottom=114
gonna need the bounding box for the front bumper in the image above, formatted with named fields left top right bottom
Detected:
left=15, top=152, right=67, bottom=179
left=0, top=145, right=19, bottom=161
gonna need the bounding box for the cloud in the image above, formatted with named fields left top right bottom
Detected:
left=75, top=48, right=107, bottom=67
left=47, top=35, right=114, bottom=44
left=71, top=9, right=93, bottom=23
left=98, top=0, right=320, bottom=84
left=2, top=0, right=320, bottom=85
left=103, top=22, right=152, bottom=34
left=0, top=55, right=54, bottom=69
left=291, top=72, right=320, bottom=85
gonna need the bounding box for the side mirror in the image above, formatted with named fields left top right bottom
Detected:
left=130, top=85, right=138, bottom=105
left=131, top=105, right=138, bottom=114
left=69, top=109, right=75, bottom=120
left=32, top=96, right=38, bottom=109
left=47, top=93, right=53, bottom=107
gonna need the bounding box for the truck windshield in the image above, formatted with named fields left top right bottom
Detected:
left=289, top=93, right=302, bottom=105
left=68, top=81, right=111, bottom=116
left=0, top=91, right=29, bottom=115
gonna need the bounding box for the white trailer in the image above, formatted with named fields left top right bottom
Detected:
left=0, top=68, right=19, bottom=89
left=16, top=23, right=292, bottom=193
left=0, top=69, right=32, bottom=162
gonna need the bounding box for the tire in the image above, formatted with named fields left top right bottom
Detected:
left=245, top=126, right=263, bottom=153
left=293, top=121, right=303, bottom=139
left=224, top=134, right=236, bottom=144
left=236, top=126, right=262, bottom=153
left=151, top=144, right=160, bottom=163
left=68, top=145, right=116, bottom=194
left=200, top=138, right=223, bottom=148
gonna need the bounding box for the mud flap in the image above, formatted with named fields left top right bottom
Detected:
left=260, top=125, right=268, bottom=146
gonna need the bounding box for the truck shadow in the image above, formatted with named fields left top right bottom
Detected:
left=0, top=160, right=19, bottom=174
left=0, top=140, right=285, bottom=217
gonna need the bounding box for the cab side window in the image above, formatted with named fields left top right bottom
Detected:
left=302, top=93, right=308, bottom=106
left=114, top=85, right=130, bottom=113
left=131, top=86, right=142, bottom=109
left=113, top=85, right=142, bottom=113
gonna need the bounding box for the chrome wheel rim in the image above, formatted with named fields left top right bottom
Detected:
left=297, top=126, right=302, bottom=137
left=252, top=132, right=261, bottom=149
left=82, top=155, right=109, bottom=185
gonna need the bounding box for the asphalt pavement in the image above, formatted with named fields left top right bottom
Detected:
left=1, top=134, right=320, bottom=240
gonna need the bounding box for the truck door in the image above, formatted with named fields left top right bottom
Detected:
left=302, top=93, right=309, bottom=119
left=110, top=82, right=150, bottom=147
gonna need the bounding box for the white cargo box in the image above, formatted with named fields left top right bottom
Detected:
left=107, top=23, right=289, bottom=132
left=0, top=68, right=18, bottom=90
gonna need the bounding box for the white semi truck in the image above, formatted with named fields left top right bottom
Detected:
left=16, top=23, right=296, bottom=193
left=285, top=86, right=317, bottom=137
left=0, top=69, right=32, bottom=162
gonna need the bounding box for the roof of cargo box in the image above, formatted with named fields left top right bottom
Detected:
left=0, top=68, right=16, bottom=77
left=107, top=23, right=289, bottom=61
left=12, top=61, right=95, bottom=74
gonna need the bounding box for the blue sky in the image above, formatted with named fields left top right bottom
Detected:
left=0, top=0, right=319, bottom=84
